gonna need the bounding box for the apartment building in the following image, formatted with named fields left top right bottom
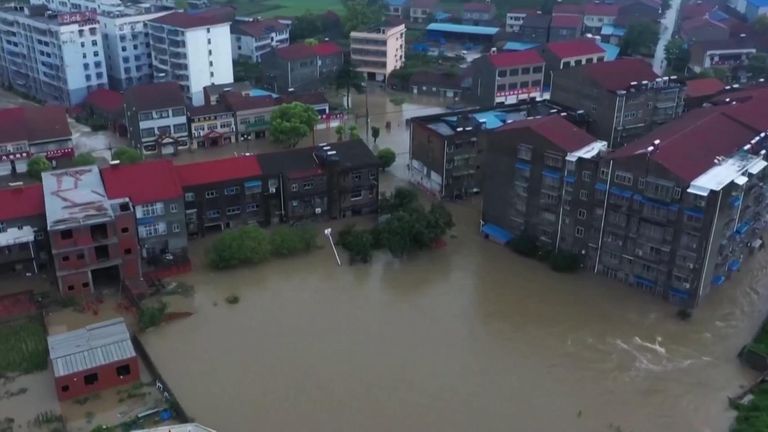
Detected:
left=538, top=38, right=606, bottom=71
left=549, top=14, right=583, bottom=42
left=467, top=50, right=545, bottom=106
left=100, top=159, right=188, bottom=272
left=124, top=82, right=188, bottom=155
left=506, top=9, right=533, bottom=32
left=386, top=0, right=408, bottom=18
left=188, top=104, right=236, bottom=148
left=481, top=115, right=606, bottom=251
left=0, top=6, right=108, bottom=105
left=550, top=58, right=685, bottom=149
left=266, top=41, right=343, bottom=92
left=231, top=18, right=289, bottom=62
left=100, top=7, right=173, bottom=90
left=409, top=0, right=439, bottom=23
left=583, top=3, right=618, bottom=34
left=0, top=184, right=47, bottom=275
left=350, top=24, right=406, bottom=82
left=175, top=155, right=267, bottom=234
left=0, top=105, right=73, bottom=176
left=220, top=92, right=277, bottom=141
left=42, top=166, right=141, bottom=296
left=517, top=14, right=551, bottom=44
left=148, top=10, right=234, bottom=106
left=32, top=0, right=124, bottom=14
left=461, top=2, right=495, bottom=26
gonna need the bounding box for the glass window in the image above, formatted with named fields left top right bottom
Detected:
left=172, top=108, right=185, bottom=117
left=520, top=67, right=531, bottom=74
left=185, top=192, right=195, bottom=201
left=532, top=65, right=543, bottom=73
left=173, top=123, right=187, bottom=134
left=140, top=128, right=155, bottom=138
left=614, top=171, right=633, bottom=186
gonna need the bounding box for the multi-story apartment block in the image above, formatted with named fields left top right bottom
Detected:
left=42, top=166, right=141, bottom=296
left=231, top=18, right=289, bottom=62
left=0, top=6, right=108, bottom=105
left=175, top=155, right=267, bottom=234
left=32, top=0, right=124, bottom=14
left=100, top=7, right=173, bottom=90
left=100, top=159, right=188, bottom=272
left=549, top=14, right=583, bottom=42
left=386, top=0, right=408, bottom=18
left=148, top=10, right=234, bottom=106
left=0, top=105, right=73, bottom=176
left=0, top=184, right=48, bottom=275
left=550, top=58, right=685, bottom=149
left=467, top=50, right=545, bottom=106
left=350, top=24, right=405, bottom=82
left=266, top=41, right=343, bottom=92
left=506, top=9, right=533, bottom=32
left=481, top=115, right=607, bottom=251
left=409, top=101, right=583, bottom=199
left=188, top=104, right=236, bottom=148
left=517, top=14, right=551, bottom=44
left=124, top=82, right=189, bottom=155
left=409, top=0, right=439, bottom=23
left=538, top=38, right=606, bottom=72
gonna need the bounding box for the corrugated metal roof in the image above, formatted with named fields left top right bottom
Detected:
left=48, top=318, right=135, bottom=377
left=426, top=23, right=499, bottom=35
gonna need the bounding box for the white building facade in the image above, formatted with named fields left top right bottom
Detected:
left=149, top=12, right=234, bottom=106
left=230, top=18, right=289, bottom=62
left=350, top=23, right=406, bottom=82
left=0, top=6, right=108, bottom=105
left=31, top=0, right=124, bottom=14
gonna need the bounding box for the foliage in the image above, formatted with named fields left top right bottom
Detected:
left=753, top=14, right=768, bottom=35
left=548, top=251, right=582, bottom=273
left=338, top=225, right=374, bottom=263
left=138, top=301, right=167, bottom=331
left=207, top=226, right=272, bottom=269
left=696, top=67, right=730, bottom=81
left=620, top=22, right=659, bottom=57
left=305, top=38, right=318, bottom=46
left=111, top=146, right=142, bottom=164
left=747, top=53, right=768, bottom=81
left=371, top=126, right=380, bottom=144
left=348, top=124, right=360, bottom=140
left=376, top=147, right=396, bottom=169
left=26, top=156, right=51, bottom=181
left=341, top=0, right=383, bottom=33
left=660, top=0, right=671, bottom=13
left=377, top=202, right=453, bottom=257
left=233, top=60, right=264, bottom=85
left=732, top=384, right=768, bottom=432
left=389, top=96, right=406, bottom=106
left=747, top=319, right=768, bottom=356
left=290, top=11, right=342, bottom=41
left=268, top=225, right=317, bottom=256
left=664, top=38, right=690, bottom=75
left=269, top=102, right=319, bottom=148
left=225, top=295, right=240, bottom=304
left=0, top=319, right=48, bottom=374
left=335, top=124, right=346, bottom=141
left=72, top=152, right=97, bottom=167
left=335, top=59, right=366, bottom=110
left=509, top=232, right=539, bottom=258
left=379, top=187, right=419, bottom=214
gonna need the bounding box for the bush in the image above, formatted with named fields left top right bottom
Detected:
left=138, top=301, right=167, bottom=331
left=510, top=232, right=539, bottom=258
left=548, top=251, right=581, bottom=272
left=269, top=226, right=317, bottom=256
left=111, top=147, right=142, bottom=164
left=225, top=295, right=240, bottom=304
left=27, top=156, right=51, bottom=180
left=379, top=187, right=419, bottom=214
left=72, top=152, right=96, bottom=167
left=377, top=148, right=396, bottom=170
left=207, top=226, right=271, bottom=270
left=337, top=225, right=374, bottom=264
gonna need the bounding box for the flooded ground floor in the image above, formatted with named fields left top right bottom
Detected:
left=140, top=197, right=768, bottom=432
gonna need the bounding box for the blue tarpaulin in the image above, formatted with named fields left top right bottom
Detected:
left=515, top=161, right=531, bottom=170
left=735, top=221, right=752, bottom=235
left=638, top=195, right=678, bottom=210
left=503, top=41, right=539, bottom=51
left=730, top=195, right=742, bottom=208
left=668, top=288, right=690, bottom=299
left=564, top=175, right=576, bottom=183
left=610, top=186, right=633, bottom=198
left=543, top=168, right=561, bottom=179
left=712, top=275, right=726, bottom=286
left=728, top=259, right=742, bottom=271
left=481, top=223, right=513, bottom=244
left=633, top=275, right=656, bottom=287
left=595, top=182, right=608, bottom=191
left=426, top=23, right=500, bottom=36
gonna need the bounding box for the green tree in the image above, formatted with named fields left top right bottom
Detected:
left=111, top=147, right=142, bottom=164
left=371, top=126, right=381, bottom=144
left=664, top=38, right=690, bottom=74
left=377, top=147, right=396, bottom=170
left=380, top=186, right=419, bottom=213
left=377, top=200, right=453, bottom=257
left=268, top=102, right=319, bottom=148
left=335, top=59, right=365, bottom=110
left=269, top=226, right=317, bottom=256
left=348, top=124, right=360, bottom=140
left=291, top=13, right=322, bottom=41
left=660, top=0, right=671, bottom=13
left=338, top=225, right=374, bottom=263
left=753, top=14, right=768, bottom=34
left=732, top=384, right=768, bottom=432
left=207, top=226, right=271, bottom=270
left=27, top=156, right=51, bottom=180
left=697, top=67, right=730, bottom=81
left=620, top=22, right=659, bottom=56
left=233, top=60, right=263, bottom=85
left=138, top=301, right=167, bottom=331
left=71, top=152, right=97, bottom=167
left=341, top=0, right=384, bottom=33
left=335, top=124, right=346, bottom=141
left=747, top=53, right=768, bottom=81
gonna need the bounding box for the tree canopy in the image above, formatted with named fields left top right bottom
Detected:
left=27, top=156, right=51, bottom=180
left=335, top=59, right=366, bottom=110
left=71, top=152, right=97, bottom=167
left=664, top=38, right=690, bottom=75
left=621, top=22, right=659, bottom=56
left=112, top=147, right=142, bottom=164
left=377, top=148, right=396, bottom=169
left=342, top=0, right=384, bottom=33
left=269, top=102, right=319, bottom=148
left=747, top=53, right=768, bottom=81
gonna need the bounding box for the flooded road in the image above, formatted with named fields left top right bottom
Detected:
left=654, top=0, right=684, bottom=74
left=141, top=188, right=768, bottom=432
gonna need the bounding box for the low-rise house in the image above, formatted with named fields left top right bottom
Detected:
left=600, top=23, right=626, bottom=45
left=549, top=14, right=583, bottom=41
left=188, top=104, right=236, bottom=148
left=386, top=0, right=408, bottom=17
left=175, top=155, right=267, bottom=234
left=538, top=38, right=606, bottom=77
left=231, top=18, right=290, bottom=62
left=506, top=9, right=534, bottom=32
left=0, top=106, right=73, bottom=176
left=203, top=81, right=254, bottom=104
left=221, top=92, right=278, bottom=141
left=123, top=82, right=189, bottom=155
left=266, top=41, right=343, bottom=92
left=462, top=2, right=495, bottom=26
left=517, top=14, right=551, bottom=44
left=0, top=184, right=47, bottom=275
left=689, top=39, right=756, bottom=81
left=680, top=15, right=729, bottom=43
left=583, top=3, right=618, bottom=34
left=410, top=0, right=439, bottom=23
left=81, top=89, right=126, bottom=136
left=409, top=70, right=464, bottom=98
left=550, top=58, right=685, bottom=148
left=615, top=0, right=661, bottom=27
left=467, top=50, right=545, bottom=106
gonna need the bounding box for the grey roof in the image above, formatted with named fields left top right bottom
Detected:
left=48, top=318, right=136, bottom=378
left=42, top=166, right=114, bottom=231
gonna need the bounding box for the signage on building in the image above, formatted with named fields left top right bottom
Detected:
left=45, top=147, right=74, bottom=160
left=495, top=87, right=541, bottom=98
left=57, top=11, right=98, bottom=25
left=321, top=112, right=344, bottom=121
left=0, top=151, right=30, bottom=162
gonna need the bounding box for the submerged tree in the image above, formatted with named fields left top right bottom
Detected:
left=268, top=102, right=319, bottom=148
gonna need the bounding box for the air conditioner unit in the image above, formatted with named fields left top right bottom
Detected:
left=269, top=187, right=276, bottom=193
left=682, top=283, right=690, bottom=289
left=315, top=208, right=322, bottom=215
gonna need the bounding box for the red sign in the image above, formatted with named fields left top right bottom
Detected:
left=495, top=86, right=541, bottom=97
left=321, top=112, right=344, bottom=121
left=0, top=151, right=30, bottom=162
left=46, top=147, right=74, bottom=160
left=57, top=11, right=97, bottom=25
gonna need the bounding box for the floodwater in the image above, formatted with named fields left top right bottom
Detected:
left=653, top=0, right=684, bottom=74
left=141, top=182, right=768, bottom=432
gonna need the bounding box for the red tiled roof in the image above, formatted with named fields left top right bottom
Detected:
left=680, top=0, right=717, bottom=20
left=553, top=4, right=583, bottom=15
left=124, top=82, right=186, bottom=112
left=685, top=77, right=725, bottom=98
left=546, top=38, right=604, bottom=58
left=100, top=159, right=182, bottom=205
left=275, top=41, right=342, bottom=60
left=498, top=115, right=597, bottom=152
left=174, top=155, right=262, bottom=187
left=583, top=3, right=619, bottom=16
left=0, top=106, right=72, bottom=145
left=149, top=9, right=232, bottom=29
left=551, top=14, right=583, bottom=28
left=221, top=92, right=277, bottom=112
left=486, top=50, right=544, bottom=68
left=84, top=89, right=124, bottom=116
left=188, top=103, right=232, bottom=117
left=680, top=15, right=727, bottom=36
left=282, top=92, right=329, bottom=106
left=231, top=18, right=288, bottom=38
left=410, top=0, right=439, bottom=9
left=0, top=184, right=44, bottom=220
left=463, top=2, right=493, bottom=12
left=580, top=58, right=658, bottom=91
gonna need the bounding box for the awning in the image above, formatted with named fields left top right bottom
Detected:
left=481, top=223, right=513, bottom=244
left=687, top=184, right=711, bottom=196
left=633, top=275, right=656, bottom=287
left=712, top=275, right=726, bottom=286
left=564, top=175, right=576, bottom=183
left=728, top=259, right=741, bottom=271
left=734, top=175, right=749, bottom=186
left=542, top=168, right=561, bottom=179
left=244, top=180, right=262, bottom=188
left=595, top=182, right=608, bottom=191
left=668, top=287, right=690, bottom=299
left=748, top=159, right=768, bottom=175
left=515, top=161, right=531, bottom=170
left=609, top=186, right=633, bottom=198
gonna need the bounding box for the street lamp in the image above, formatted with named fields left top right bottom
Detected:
left=324, top=228, right=341, bottom=266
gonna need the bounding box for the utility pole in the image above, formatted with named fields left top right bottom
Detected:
left=324, top=228, right=342, bottom=266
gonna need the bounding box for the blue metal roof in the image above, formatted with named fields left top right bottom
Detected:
left=597, top=42, right=620, bottom=61
left=386, top=0, right=407, bottom=6
left=712, top=275, right=726, bottom=286
left=426, top=23, right=500, bottom=35
left=503, top=41, right=539, bottom=51
left=472, top=111, right=505, bottom=129
left=748, top=0, right=768, bottom=8
left=248, top=88, right=278, bottom=98
left=600, top=24, right=626, bottom=37
left=728, top=259, right=742, bottom=272
left=481, top=223, right=514, bottom=244
left=434, top=11, right=452, bottom=21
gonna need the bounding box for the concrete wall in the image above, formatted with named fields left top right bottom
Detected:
left=55, top=356, right=140, bottom=401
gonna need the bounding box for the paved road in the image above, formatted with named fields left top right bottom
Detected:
left=653, top=0, right=684, bottom=74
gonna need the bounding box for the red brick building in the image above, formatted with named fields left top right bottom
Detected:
left=48, top=318, right=139, bottom=401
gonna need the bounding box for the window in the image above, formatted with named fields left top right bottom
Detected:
left=60, top=229, right=73, bottom=240
left=521, top=67, right=531, bottom=74
left=638, top=177, right=646, bottom=190
left=91, top=39, right=98, bottom=46
left=172, top=108, right=185, bottom=117
left=531, top=79, right=542, bottom=87
left=575, top=226, right=585, bottom=238
left=599, top=167, right=610, bottom=179
left=170, top=203, right=178, bottom=213
left=226, top=206, right=241, bottom=215
left=574, top=59, right=583, bottom=66
left=614, top=171, right=633, bottom=185
left=509, top=68, right=519, bottom=76
left=121, top=227, right=129, bottom=234
left=519, top=81, right=530, bottom=88
left=172, top=123, right=187, bottom=134
left=138, top=202, right=164, bottom=218
left=93, top=51, right=99, bottom=57
left=544, top=153, right=562, bottom=168
left=497, top=69, right=507, bottom=78
left=185, top=192, right=195, bottom=201
left=138, top=223, right=166, bottom=238
left=84, top=373, right=99, bottom=386
left=350, top=190, right=363, bottom=200
left=496, top=83, right=506, bottom=92
left=157, top=126, right=171, bottom=136
left=172, top=223, right=181, bottom=232
left=115, top=364, right=131, bottom=377
left=206, top=210, right=221, bottom=218
left=532, top=65, right=543, bottom=73
left=582, top=171, right=592, bottom=182
left=139, top=112, right=153, bottom=121
left=352, top=172, right=362, bottom=182
left=579, top=190, right=589, bottom=200
left=82, top=282, right=90, bottom=288
left=67, top=285, right=74, bottom=291
left=577, top=209, right=587, bottom=219
left=140, top=128, right=155, bottom=139
left=61, top=385, right=70, bottom=393
left=246, top=203, right=260, bottom=212
left=303, top=182, right=314, bottom=190
left=205, top=190, right=218, bottom=198
left=224, top=186, right=240, bottom=195
left=155, top=109, right=169, bottom=119
left=61, top=255, right=70, bottom=262
left=124, top=248, right=132, bottom=255
left=76, top=253, right=85, bottom=260
left=673, top=187, right=681, bottom=199
left=290, top=184, right=299, bottom=192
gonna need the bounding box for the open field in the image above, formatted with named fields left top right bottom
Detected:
left=216, top=0, right=344, bottom=17
left=0, top=319, right=48, bottom=375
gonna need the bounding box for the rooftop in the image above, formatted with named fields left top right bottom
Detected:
left=42, top=166, right=113, bottom=230
left=204, top=81, right=252, bottom=99
left=174, top=155, right=262, bottom=187
left=48, top=318, right=135, bottom=378
left=133, top=424, right=216, bottom=432
left=579, top=58, right=659, bottom=91
left=83, top=89, right=124, bottom=116
left=275, top=41, right=342, bottom=60
left=545, top=38, right=605, bottom=59
left=463, top=2, right=494, bottom=12
left=149, top=8, right=232, bottom=29
left=221, top=92, right=277, bottom=112
left=485, top=50, right=544, bottom=68
left=410, top=0, right=439, bottom=8
left=257, top=147, right=323, bottom=178
left=124, top=82, right=185, bottom=112
left=231, top=18, right=288, bottom=38
left=496, top=115, right=598, bottom=152
left=583, top=3, right=619, bottom=16
left=0, top=184, right=44, bottom=221
left=551, top=14, right=583, bottom=28
left=552, top=4, right=583, bottom=15
left=0, top=106, right=71, bottom=145
left=188, top=103, right=232, bottom=117
left=522, top=14, right=551, bottom=27
left=502, top=41, right=539, bottom=51
left=417, top=101, right=572, bottom=136
left=0, top=226, right=35, bottom=248
left=425, top=23, right=500, bottom=35
left=100, top=159, right=182, bottom=205
left=314, top=139, right=379, bottom=170
left=685, top=77, right=725, bottom=98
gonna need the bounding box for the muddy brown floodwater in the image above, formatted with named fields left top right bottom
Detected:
left=141, top=186, right=768, bottom=432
